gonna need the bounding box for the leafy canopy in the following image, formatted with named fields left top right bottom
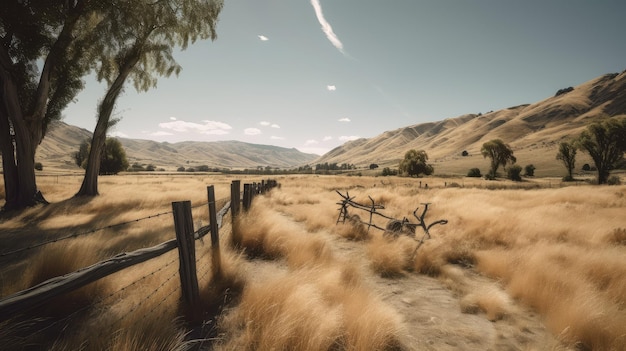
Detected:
left=481, top=139, right=516, bottom=179
left=399, top=149, right=433, bottom=177
left=578, top=117, right=626, bottom=184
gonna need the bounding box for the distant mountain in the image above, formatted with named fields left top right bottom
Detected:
left=36, top=70, right=626, bottom=175
left=313, top=70, right=626, bottom=176
left=37, top=122, right=318, bottom=170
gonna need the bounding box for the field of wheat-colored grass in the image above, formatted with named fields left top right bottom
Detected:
left=1, top=173, right=625, bottom=350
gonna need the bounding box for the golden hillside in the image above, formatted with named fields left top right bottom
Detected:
left=315, top=71, right=626, bottom=176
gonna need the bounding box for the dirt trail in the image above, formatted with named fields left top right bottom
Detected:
left=230, top=205, right=560, bottom=350
left=328, top=232, right=559, bottom=350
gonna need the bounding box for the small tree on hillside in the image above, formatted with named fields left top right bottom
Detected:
left=507, top=165, right=523, bottom=181
left=74, top=140, right=91, bottom=168
left=99, top=138, right=129, bottom=175
left=75, top=138, right=128, bottom=175
left=578, top=117, right=626, bottom=184
left=556, top=141, right=577, bottom=181
left=399, top=149, right=433, bottom=177
left=481, top=139, right=516, bottom=179
left=524, top=164, right=536, bottom=177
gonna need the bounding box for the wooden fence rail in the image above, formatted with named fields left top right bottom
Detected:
left=0, top=179, right=278, bottom=322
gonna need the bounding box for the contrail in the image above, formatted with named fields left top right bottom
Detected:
left=310, top=0, right=345, bottom=55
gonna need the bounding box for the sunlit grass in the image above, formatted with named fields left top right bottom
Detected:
left=1, top=173, right=625, bottom=350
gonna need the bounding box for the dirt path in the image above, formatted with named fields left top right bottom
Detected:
left=230, top=208, right=560, bottom=350
left=326, top=231, right=558, bottom=351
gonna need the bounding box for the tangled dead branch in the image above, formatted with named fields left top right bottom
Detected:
left=335, top=191, right=447, bottom=258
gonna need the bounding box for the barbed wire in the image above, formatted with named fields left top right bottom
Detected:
left=97, top=265, right=181, bottom=340
left=28, top=255, right=180, bottom=339
left=0, top=209, right=179, bottom=258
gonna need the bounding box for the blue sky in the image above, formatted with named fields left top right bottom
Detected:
left=63, top=0, right=626, bottom=155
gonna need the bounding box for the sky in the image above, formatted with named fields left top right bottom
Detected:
left=63, top=0, right=626, bottom=155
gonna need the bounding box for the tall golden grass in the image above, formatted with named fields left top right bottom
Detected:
left=2, top=173, right=625, bottom=350
left=221, top=198, right=408, bottom=350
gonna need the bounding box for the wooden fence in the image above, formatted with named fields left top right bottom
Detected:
left=0, top=179, right=278, bottom=322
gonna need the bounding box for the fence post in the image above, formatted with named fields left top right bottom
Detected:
left=243, top=183, right=251, bottom=212
left=207, top=186, right=222, bottom=277
left=231, top=180, right=241, bottom=220
left=172, top=201, right=200, bottom=308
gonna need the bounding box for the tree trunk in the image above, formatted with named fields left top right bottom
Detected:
left=0, top=2, right=88, bottom=210
left=0, top=56, right=38, bottom=209
left=75, top=52, right=140, bottom=197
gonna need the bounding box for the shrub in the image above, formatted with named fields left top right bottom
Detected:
left=197, top=165, right=210, bottom=172
left=186, top=167, right=196, bottom=172
left=381, top=167, right=397, bottom=176
left=524, top=164, right=535, bottom=177
left=467, top=168, right=482, bottom=177
left=461, top=150, right=469, bottom=157
left=562, top=175, right=575, bottom=182
left=607, top=176, right=622, bottom=185
left=34, top=162, right=43, bottom=171
left=129, top=163, right=145, bottom=172
left=582, top=164, right=591, bottom=171
left=369, top=163, right=379, bottom=169
left=555, top=86, right=574, bottom=96
left=177, top=166, right=185, bottom=172
left=146, top=164, right=156, bottom=171
left=507, top=165, right=523, bottom=181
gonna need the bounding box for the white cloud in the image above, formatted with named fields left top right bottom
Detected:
left=304, top=139, right=319, bottom=145
left=271, top=124, right=280, bottom=128
left=310, top=0, right=345, bottom=55
left=258, top=35, right=269, bottom=41
left=271, top=136, right=285, bottom=140
left=323, top=136, right=332, bottom=141
left=339, top=135, right=359, bottom=141
left=151, top=131, right=174, bottom=136
left=327, top=85, right=336, bottom=91
left=109, top=131, right=129, bottom=138
left=338, top=117, right=351, bottom=122
left=260, top=121, right=271, bottom=126
left=169, top=117, right=177, bottom=121
left=158, top=120, right=232, bottom=135
left=244, top=128, right=262, bottom=136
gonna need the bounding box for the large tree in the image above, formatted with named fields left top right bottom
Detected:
left=578, top=117, right=626, bottom=184
left=481, top=139, right=516, bottom=179
left=556, top=141, right=577, bottom=180
left=399, top=149, right=433, bottom=177
left=76, top=0, right=223, bottom=196
left=0, top=0, right=99, bottom=210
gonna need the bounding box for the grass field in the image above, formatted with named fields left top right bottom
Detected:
left=1, top=173, right=625, bottom=350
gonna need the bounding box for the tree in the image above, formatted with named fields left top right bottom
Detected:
left=74, top=137, right=128, bottom=174
left=399, top=149, right=433, bottom=177
left=369, top=163, right=379, bottom=169
left=507, top=165, right=523, bottom=181
left=556, top=141, right=577, bottom=181
left=481, top=139, right=516, bottom=179
left=74, top=139, right=90, bottom=168
left=578, top=117, right=626, bottom=184
left=467, top=168, right=482, bottom=177
left=76, top=0, right=224, bottom=196
left=1, top=0, right=98, bottom=209
left=99, top=138, right=129, bottom=175
left=524, top=164, right=536, bottom=177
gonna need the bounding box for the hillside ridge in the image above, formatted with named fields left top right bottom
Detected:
left=314, top=71, right=626, bottom=174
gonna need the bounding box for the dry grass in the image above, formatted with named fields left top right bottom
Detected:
left=269, top=175, right=626, bottom=351
left=2, top=173, right=626, bottom=350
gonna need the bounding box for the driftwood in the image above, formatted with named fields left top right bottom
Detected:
left=336, top=191, right=447, bottom=258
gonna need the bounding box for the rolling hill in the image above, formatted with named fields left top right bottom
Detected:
left=313, top=70, right=626, bottom=176
left=37, top=122, right=318, bottom=170
left=36, top=70, right=625, bottom=176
